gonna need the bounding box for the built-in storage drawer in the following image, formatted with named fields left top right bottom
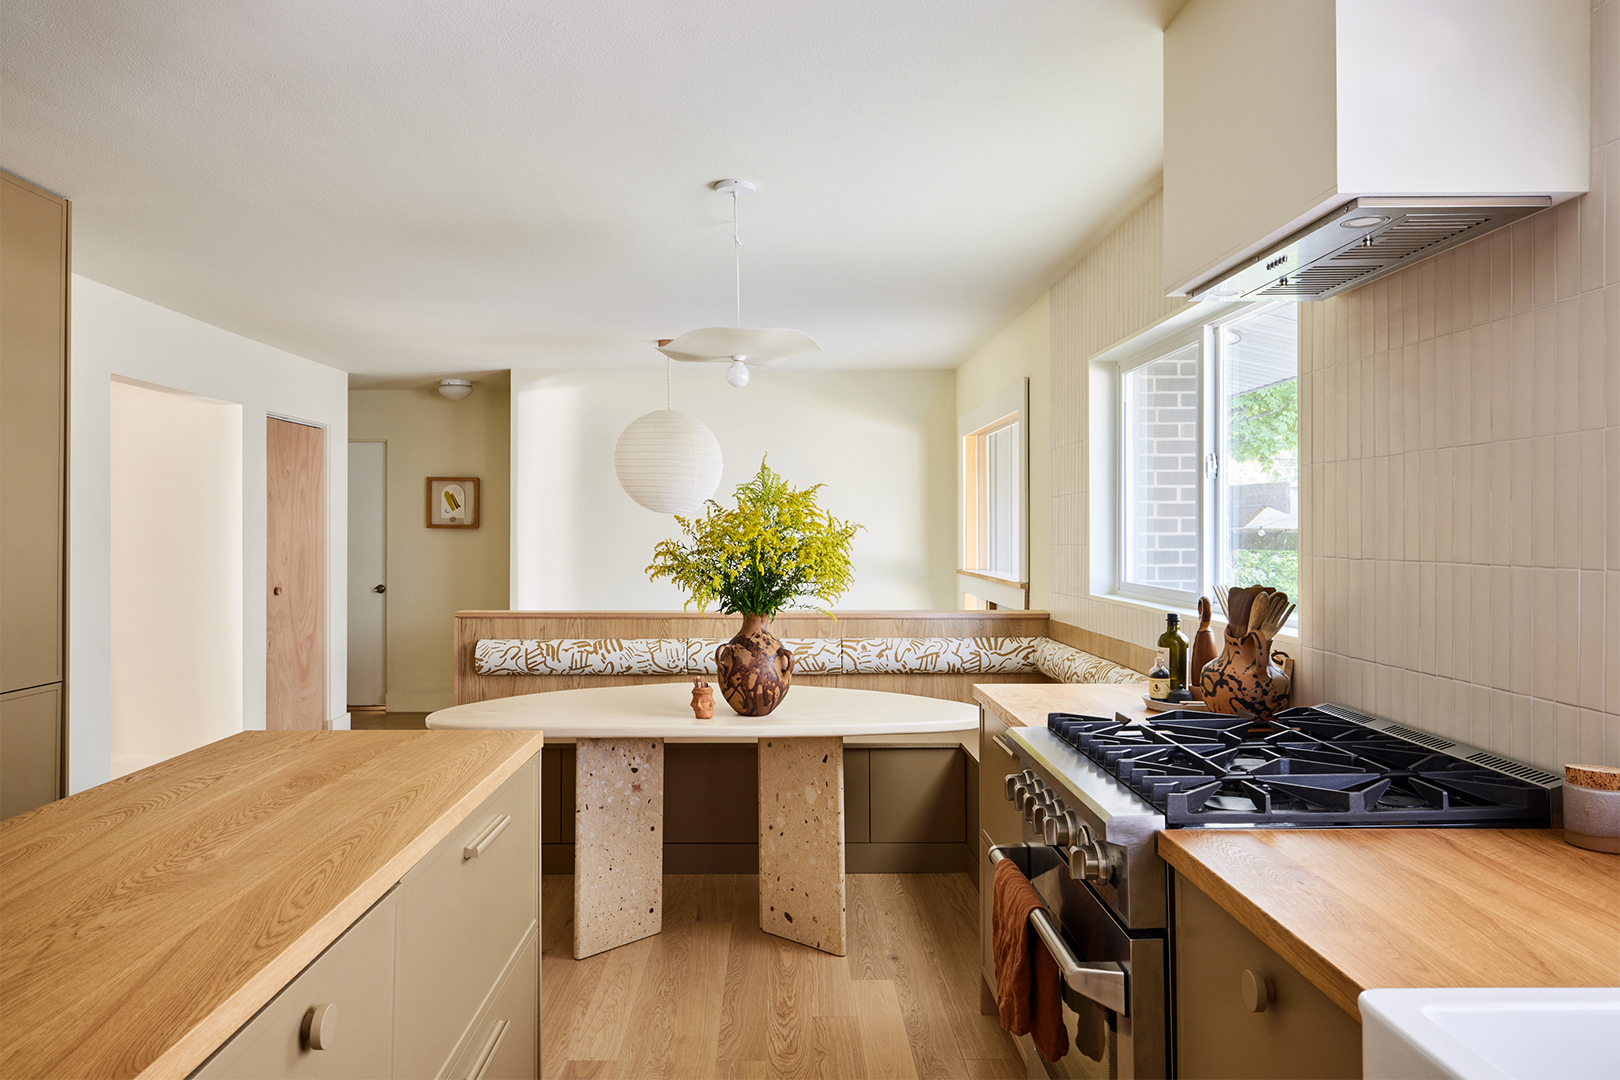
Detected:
left=442, top=929, right=538, bottom=1080
left=193, top=895, right=397, bottom=1080
left=1173, top=871, right=1360, bottom=1079
left=393, top=759, right=539, bottom=1079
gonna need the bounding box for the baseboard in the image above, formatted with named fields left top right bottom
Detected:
left=384, top=691, right=455, bottom=713
left=543, top=840, right=975, bottom=875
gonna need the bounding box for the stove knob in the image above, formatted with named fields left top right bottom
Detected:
left=1044, top=809, right=1082, bottom=847
left=1032, top=797, right=1055, bottom=832
left=1016, top=778, right=1045, bottom=815
left=1003, top=774, right=1021, bottom=801
left=1068, top=841, right=1118, bottom=885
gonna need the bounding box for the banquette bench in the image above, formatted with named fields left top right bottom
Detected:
left=450, top=610, right=1144, bottom=875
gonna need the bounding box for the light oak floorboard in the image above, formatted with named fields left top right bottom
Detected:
left=542, top=874, right=1016, bottom=1080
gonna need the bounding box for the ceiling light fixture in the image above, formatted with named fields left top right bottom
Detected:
left=657, top=179, right=820, bottom=387
left=614, top=358, right=723, bottom=514
left=438, top=379, right=473, bottom=400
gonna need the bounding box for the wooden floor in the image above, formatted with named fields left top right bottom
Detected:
left=540, top=874, right=1022, bottom=1080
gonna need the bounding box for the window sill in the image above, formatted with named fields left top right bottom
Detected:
left=957, top=568, right=1029, bottom=590
left=1097, top=589, right=1299, bottom=652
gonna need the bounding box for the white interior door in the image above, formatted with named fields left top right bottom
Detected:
left=347, top=442, right=386, bottom=707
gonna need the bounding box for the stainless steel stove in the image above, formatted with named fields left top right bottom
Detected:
left=993, top=703, right=1564, bottom=1079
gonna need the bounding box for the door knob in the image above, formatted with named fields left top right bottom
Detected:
left=302, top=1002, right=334, bottom=1050
left=373, top=584, right=386, bottom=593
left=273, top=586, right=283, bottom=596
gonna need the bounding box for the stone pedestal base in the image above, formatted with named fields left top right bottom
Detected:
left=758, top=735, right=846, bottom=955
left=573, top=737, right=664, bottom=959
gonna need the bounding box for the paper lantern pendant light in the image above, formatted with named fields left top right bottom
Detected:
left=614, top=362, right=723, bottom=514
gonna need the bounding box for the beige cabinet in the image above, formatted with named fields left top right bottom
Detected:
left=978, top=706, right=1026, bottom=991
left=0, top=170, right=68, bottom=816
left=1173, top=871, right=1360, bottom=1079
left=197, top=758, right=540, bottom=1080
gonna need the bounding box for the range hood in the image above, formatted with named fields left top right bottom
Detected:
left=1186, top=196, right=1551, bottom=302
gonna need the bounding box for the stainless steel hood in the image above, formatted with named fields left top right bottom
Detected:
left=1186, top=196, right=1551, bottom=302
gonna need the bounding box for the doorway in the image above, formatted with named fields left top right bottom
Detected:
left=266, top=417, right=325, bottom=730
left=347, top=441, right=386, bottom=708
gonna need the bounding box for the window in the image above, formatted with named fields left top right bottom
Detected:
left=958, top=380, right=1028, bottom=609
left=1113, top=303, right=1298, bottom=612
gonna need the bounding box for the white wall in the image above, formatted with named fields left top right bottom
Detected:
left=109, top=380, right=243, bottom=777
left=955, top=294, right=1052, bottom=610
left=512, top=367, right=957, bottom=610
left=71, top=277, right=350, bottom=794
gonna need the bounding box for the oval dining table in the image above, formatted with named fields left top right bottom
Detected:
left=427, top=683, right=976, bottom=959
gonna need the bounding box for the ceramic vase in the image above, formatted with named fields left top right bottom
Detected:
left=1199, top=627, right=1292, bottom=720
left=715, top=613, right=795, bottom=716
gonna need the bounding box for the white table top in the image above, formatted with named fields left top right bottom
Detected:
left=426, top=683, right=977, bottom=739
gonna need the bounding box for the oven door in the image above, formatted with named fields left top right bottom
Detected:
left=991, top=845, right=1166, bottom=1080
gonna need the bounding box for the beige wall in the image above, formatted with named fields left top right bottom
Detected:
left=350, top=387, right=510, bottom=713
left=955, top=294, right=1052, bottom=609
left=109, top=379, right=243, bottom=777
left=1293, top=0, right=1620, bottom=771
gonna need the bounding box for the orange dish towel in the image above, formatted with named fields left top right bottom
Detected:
left=991, top=857, right=1069, bottom=1062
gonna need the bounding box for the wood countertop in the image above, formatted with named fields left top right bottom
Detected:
left=1158, top=828, right=1620, bottom=1022
left=973, top=680, right=1152, bottom=729
left=0, top=729, right=545, bottom=1080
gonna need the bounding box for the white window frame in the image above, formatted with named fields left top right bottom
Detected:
left=957, top=379, right=1029, bottom=609
left=1099, top=301, right=1297, bottom=613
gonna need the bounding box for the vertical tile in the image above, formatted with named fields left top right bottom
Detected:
left=1418, top=339, right=1437, bottom=450
left=1555, top=297, right=1581, bottom=434
left=1511, top=566, right=1535, bottom=696
left=1609, top=285, right=1619, bottom=430
left=1453, top=449, right=1473, bottom=573
left=1511, top=694, right=1534, bottom=765
left=1493, top=229, right=1515, bottom=320
left=1490, top=688, right=1514, bottom=754
left=1556, top=433, right=1582, bottom=569
left=1579, top=569, right=1605, bottom=713
left=1452, top=239, right=1473, bottom=328
left=1532, top=208, right=1557, bottom=309
left=1472, top=444, right=1494, bottom=566
left=1607, top=140, right=1620, bottom=287
left=1506, top=440, right=1532, bottom=566
left=1405, top=344, right=1423, bottom=454
left=1580, top=152, right=1605, bottom=293
left=1532, top=305, right=1558, bottom=437
left=1417, top=258, right=1437, bottom=341
left=1581, top=288, right=1608, bottom=431
left=1373, top=352, right=1390, bottom=457
left=1436, top=562, right=1455, bottom=679
left=1555, top=199, right=1580, bottom=302
left=1581, top=430, right=1607, bottom=570
left=1389, top=350, right=1408, bottom=456
left=1512, top=220, right=1535, bottom=314
left=1346, top=356, right=1363, bottom=461
left=1491, top=319, right=1514, bottom=444
left=1532, top=697, right=1557, bottom=771
left=1374, top=279, right=1390, bottom=355
left=1406, top=452, right=1423, bottom=562
left=1490, top=565, right=1513, bottom=690
left=1557, top=702, right=1580, bottom=769
left=1530, top=436, right=1555, bottom=567
left=1607, top=571, right=1620, bottom=716
left=1578, top=708, right=1606, bottom=767
left=1609, top=428, right=1620, bottom=570
left=1435, top=447, right=1454, bottom=564
left=1533, top=566, right=1560, bottom=702
left=1472, top=238, right=1494, bottom=328
left=1510, top=312, right=1536, bottom=442
left=1452, top=329, right=1474, bottom=447
left=1435, top=251, right=1455, bottom=336
left=1418, top=562, right=1437, bottom=673
left=1418, top=449, right=1437, bottom=564
left=1556, top=568, right=1582, bottom=705
left=1390, top=455, right=1407, bottom=563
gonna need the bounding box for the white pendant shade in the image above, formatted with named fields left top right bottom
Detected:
left=613, top=409, right=723, bottom=514
left=657, top=326, right=821, bottom=367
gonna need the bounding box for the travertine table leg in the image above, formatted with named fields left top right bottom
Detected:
left=574, top=737, right=664, bottom=959
left=758, top=735, right=846, bottom=955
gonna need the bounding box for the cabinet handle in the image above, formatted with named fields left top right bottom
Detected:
left=301, top=1003, right=334, bottom=1050
left=463, top=814, right=512, bottom=860
left=991, top=733, right=1018, bottom=758
left=1240, top=969, right=1275, bottom=1013
left=463, top=1019, right=509, bottom=1080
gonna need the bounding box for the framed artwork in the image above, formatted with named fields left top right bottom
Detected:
left=426, top=477, right=480, bottom=528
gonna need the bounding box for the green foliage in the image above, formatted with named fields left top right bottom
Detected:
left=1228, top=379, right=1298, bottom=479
left=1233, top=550, right=1298, bottom=601
left=646, top=459, right=862, bottom=618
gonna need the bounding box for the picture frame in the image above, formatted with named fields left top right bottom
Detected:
left=426, top=476, right=479, bottom=528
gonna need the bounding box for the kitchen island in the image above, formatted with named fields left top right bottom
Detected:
left=0, top=729, right=543, bottom=1080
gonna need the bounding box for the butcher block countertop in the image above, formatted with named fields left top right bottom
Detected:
left=0, top=729, right=544, bottom=1080
left=973, top=680, right=1152, bottom=729
left=1159, top=827, right=1620, bottom=1022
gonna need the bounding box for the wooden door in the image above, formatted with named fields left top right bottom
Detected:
left=266, top=418, right=324, bottom=730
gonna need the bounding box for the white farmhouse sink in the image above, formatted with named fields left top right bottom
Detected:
left=1360, top=988, right=1620, bottom=1080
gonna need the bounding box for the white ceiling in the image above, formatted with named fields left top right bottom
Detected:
left=2, top=0, right=1179, bottom=386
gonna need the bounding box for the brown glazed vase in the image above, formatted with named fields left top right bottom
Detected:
left=1199, top=626, right=1292, bottom=721
left=715, top=613, right=796, bottom=717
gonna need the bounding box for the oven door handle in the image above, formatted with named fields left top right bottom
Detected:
left=989, top=844, right=1130, bottom=1015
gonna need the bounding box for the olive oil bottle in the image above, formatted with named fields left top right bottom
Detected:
left=1158, top=613, right=1189, bottom=696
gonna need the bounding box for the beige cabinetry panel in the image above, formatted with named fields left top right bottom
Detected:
left=442, top=930, right=538, bottom=1080
left=195, top=895, right=398, bottom=1080
left=393, top=759, right=539, bottom=1079
left=1173, top=871, right=1360, bottom=1079
left=977, top=706, right=1026, bottom=988
left=0, top=684, right=62, bottom=819
left=870, top=747, right=965, bottom=844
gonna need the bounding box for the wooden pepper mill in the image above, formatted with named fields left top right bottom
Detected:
left=690, top=676, right=715, bottom=721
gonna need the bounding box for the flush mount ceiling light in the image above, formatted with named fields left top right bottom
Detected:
left=656, top=179, right=820, bottom=387
left=614, top=359, right=723, bottom=514
left=438, top=379, right=473, bottom=400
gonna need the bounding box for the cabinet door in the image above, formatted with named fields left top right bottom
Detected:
left=393, top=758, right=539, bottom=1079
left=1173, top=872, right=1360, bottom=1079
left=0, top=684, right=61, bottom=818
left=978, top=709, right=1026, bottom=989
left=870, top=747, right=965, bottom=843
left=0, top=173, right=67, bottom=696
left=442, top=930, right=537, bottom=1080
left=194, top=896, right=396, bottom=1080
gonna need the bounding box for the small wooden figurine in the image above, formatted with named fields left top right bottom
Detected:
left=1190, top=596, right=1217, bottom=702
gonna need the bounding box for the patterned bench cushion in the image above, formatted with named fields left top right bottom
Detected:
left=473, top=634, right=1140, bottom=684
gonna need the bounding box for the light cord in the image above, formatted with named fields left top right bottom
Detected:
left=666, top=356, right=672, bottom=410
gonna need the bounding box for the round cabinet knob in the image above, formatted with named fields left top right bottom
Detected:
left=1240, top=969, right=1275, bottom=1013
left=302, top=1002, right=335, bottom=1050
left=372, top=584, right=386, bottom=593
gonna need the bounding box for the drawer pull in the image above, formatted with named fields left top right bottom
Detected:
left=1241, top=969, right=1275, bottom=1013
left=301, top=1002, right=334, bottom=1050
left=463, top=1019, right=509, bottom=1080
left=991, top=733, right=1018, bottom=758
left=464, top=814, right=512, bottom=860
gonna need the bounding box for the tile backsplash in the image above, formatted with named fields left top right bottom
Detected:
left=1293, top=0, right=1620, bottom=770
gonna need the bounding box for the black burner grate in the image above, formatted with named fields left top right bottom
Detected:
left=1046, top=707, right=1550, bottom=827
